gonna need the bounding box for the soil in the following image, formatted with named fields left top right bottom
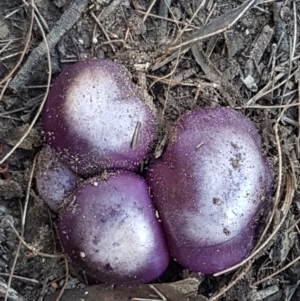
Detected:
left=0, top=0, right=300, bottom=300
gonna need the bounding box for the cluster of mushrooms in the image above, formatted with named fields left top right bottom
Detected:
left=36, top=59, right=272, bottom=284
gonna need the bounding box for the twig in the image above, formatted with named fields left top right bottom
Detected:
left=147, top=74, right=219, bottom=88
left=253, top=254, right=300, bottom=286
left=273, top=1, right=289, bottom=59
left=173, top=0, right=204, bottom=45
left=250, top=105, right=288, bottom=250
left=131, top=121, right=141, bottom=150
left=0, top=1, right=34, bottom=86
left=209, top=263, right=252, bottom=300
left=160, top=40, right=182, bottom=119
left=4, top=154, right=59, bottom=301
left=33, top=2, right=49, bottom=32
left=0, top=273, right=39, bottom=284
left=0, top=40, right=13, bottom=55
left=38, top=278, right=49, bottom=301
left=0, top=102, right=42, bottom=117
left=3, top=225, right=23, bottom=301
left=142, top=0, right=158, bottom=23
left=4, top=5, right=26, bottom=19
left=152, top=0, right=256, bottom=70
left=204, top=2, right=217, bottom=25
left=21, top=155, right=37, bottom=230
left=6, top=220, right=64, bottom=259
left=0, top=51, right=23, bottom=61
left=130, top=297, right=163, bottom=301
left=149, top=284, right=167, bottom=301
left=170, top=0, right=256, bottom=51
left=191, top=44, right=238, bottom=106
left=157, top=0, right=171, bottom=44
left=91, top=12, right=116, bottom=53
left=135, top=10, right=199, bottom=28
left=0, top=78, right=11, bottom=102
left=54, top=255, right=69, bottom=301
left=91, top=0, right=124, bottom=66
left=0, top=1, right=52, bottom=166
left=0, top=38, right=23, bottom=43
left=287, top=217, right=300, bottom=232
left=244, top=25, right=274, bottom=85
left=246, top=101, right=300, bottom=109
left=280, top=36, right=293, bottom=103
left=291, top=1, right=297, bottom=60
left=98, top=39, right=124, bottom=47
left=97, top=0, right=122, bottom=20
left=9, top=0, right=89, bottom=92
left=245, top=70, right=297, bottom=106
left=298, top=80, right=300, bottom=138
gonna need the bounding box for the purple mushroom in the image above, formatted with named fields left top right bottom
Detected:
left=42, top=59, right=156, bottom=177
left=58, top=171, right=169, bottom=284
left=35, top=145, right=79, bottom=213
left=146, top=107, right=272, bottom=274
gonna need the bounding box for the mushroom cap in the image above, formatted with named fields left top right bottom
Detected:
left=43, top=59, right=156, bottom=176
left=146, top=107, right=272, bottom=274
left=59, top=171, right=169, bottom=284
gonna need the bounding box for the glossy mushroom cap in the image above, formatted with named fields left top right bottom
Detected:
left=146, top=107, right=272, bottom=274
left=43, top=60, right=156, bottom=177
left=59, top=171, right=169, bottom=284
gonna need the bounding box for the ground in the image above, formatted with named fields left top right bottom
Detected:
left=0, top=0, right=300, bottom=300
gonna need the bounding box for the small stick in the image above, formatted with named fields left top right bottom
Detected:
left=0, top=273, right=39, bottom=284
left=0, top=0, right=52, bottom=166
left=91, top=12, right=116, bottom=53
left=156, top=0, right=171, bottom=45
left=54, top=255, right=69, bottom=301
left=147, top=74, right=219, bottom=88
left=252, top=254, right=300, bottom=286
left=298, top=80, right=300, bottom=138
left=0, top=2, right=34, bottom=86
left=6, top=220, right=65, bottom=259
left=142, top=0, right=158, bottom=23
left=204, top=2, right=217, bottom=25
left=0, top=40, right=13, bottom=55
left=21, top=155, right=37, bottom=230
left=196, top=142, right=204, bottom=150
left=246, top=101, right=300, bottom=109
left=9, top=0, right=89, bottom=92
left=135, top=10, right=200, bottom=28
left=209, top=263, right=252, bottom=301
left=149, top=284, right=167, bottom=301
left=131, top=121, right=141, bottom=150
left=33, top=2, right=49, bottom=32
left=169, top=0, right=256, bottom=52
left=0, top=77, right=11, bottom=102
left=174, top=0, right=205, bottom=45
left=151, top=0, right=257, bottom=71
left=0, top=51, right=23, bottom=62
